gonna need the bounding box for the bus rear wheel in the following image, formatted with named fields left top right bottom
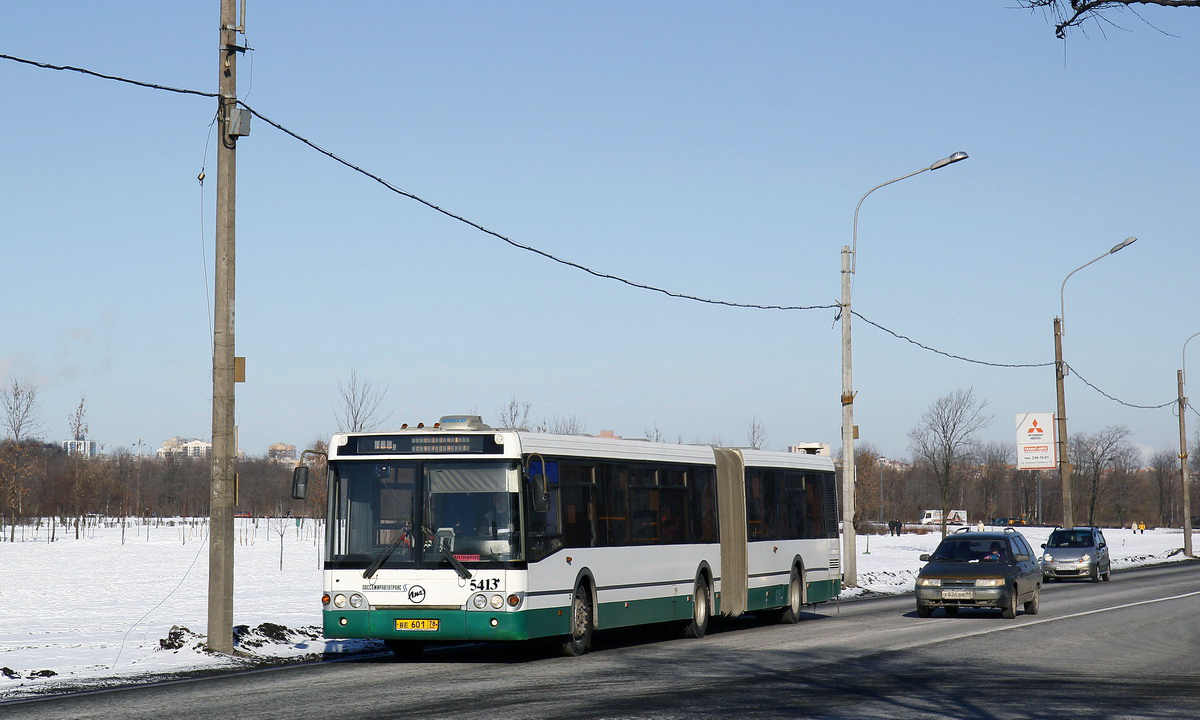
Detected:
left=682, top=577, right=711, bottom=639
left=561, top=586, right=593, bottom=657
left=779, top=567, right=804, bottom=624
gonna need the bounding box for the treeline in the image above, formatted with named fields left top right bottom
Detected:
left=0, top=439, right=326, bottom=540
left=850, top=442, right=1193, bottom=530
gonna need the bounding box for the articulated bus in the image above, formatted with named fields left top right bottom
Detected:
left=291, top=415, right=840, bottom=657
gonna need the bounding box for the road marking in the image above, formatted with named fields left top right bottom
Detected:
left=891, top=590, right=1200, bottom=651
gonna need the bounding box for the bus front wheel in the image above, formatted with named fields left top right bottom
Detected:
left=561, top=586, right=593, bottom=657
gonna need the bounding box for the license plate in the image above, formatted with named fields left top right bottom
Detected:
left=941, top=589, right=974, bottom=600
left=395, top=619, right=439, bottom=631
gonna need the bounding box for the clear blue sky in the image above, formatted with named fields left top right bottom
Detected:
left=2, top=2, right=1197, bottom=461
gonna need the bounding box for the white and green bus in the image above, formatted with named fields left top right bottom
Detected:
left=291, top=415, right=840, bottom=657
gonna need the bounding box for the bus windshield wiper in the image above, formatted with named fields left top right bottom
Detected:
left=442, top=549, right=473, bottom=581
left=363, top=528, right=411, bottom=580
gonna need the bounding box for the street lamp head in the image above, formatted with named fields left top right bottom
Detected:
left=1109, top=236, right=1137, bottom=254
left=929, top=151, right=969, bottom=171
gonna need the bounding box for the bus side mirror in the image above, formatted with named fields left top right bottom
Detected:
left=530, top=473, right=549, bottom=513
left=292, top=466, right=309, bottom=500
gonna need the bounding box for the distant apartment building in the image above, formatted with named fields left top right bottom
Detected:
left=788, top=442, right=831, bottom=456
left=62, top=439, right=98, bottom=457
left=268, top=443, right=297, bottom=463
left=157, top=437, right=212, bottom=459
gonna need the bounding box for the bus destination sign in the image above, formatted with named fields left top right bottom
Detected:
left=347, top=434, right=503, bottom=455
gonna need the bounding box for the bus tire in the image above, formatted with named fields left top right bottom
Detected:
left=384, top=640, right=425, bottom=660
left=682, top=576, right=711, bottom=639
left=779, top=566, right=804, bottom=624
left=561, top=584, right=593, bottom=657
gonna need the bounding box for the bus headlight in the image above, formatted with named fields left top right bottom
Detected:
left=471, top=594, right=488, bottom=610
left=333, top=593, right=348, bottom=608
left=490, top=594, right=504, bottom=609
left=349, top=593, right=365, bottom=609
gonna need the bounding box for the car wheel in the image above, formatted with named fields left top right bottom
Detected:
left=916, top=604, right=933, bottom=618
left=1001, top=588, right=1018, bottom=619
left=1102, top=565, right=1111, bottom=582
left=1024, top=587, right=1040, bottom=616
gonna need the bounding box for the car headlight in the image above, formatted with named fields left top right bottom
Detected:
left=975, top=578, right=1004, bottom=587
left=1043, top=554, right=1054, bottom=562
left=1080, top=553, right=1092, bottom=563
left=916, top=577, right=941, bottom=587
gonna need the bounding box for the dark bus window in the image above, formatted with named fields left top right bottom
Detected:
left=599, top=464, right=631, bottom=546
left=561, top=463, right=598, bottom=548
left=688, top=467, right=719, bottom=543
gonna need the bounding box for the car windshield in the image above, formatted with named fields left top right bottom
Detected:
left=1047, top=531, right=1093, bottom=549
left=930, top=538, right=1011, bottom=563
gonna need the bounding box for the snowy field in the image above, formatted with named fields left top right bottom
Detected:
left=0, top=518, right=1192, bottom=699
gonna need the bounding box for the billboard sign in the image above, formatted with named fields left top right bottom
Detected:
left=1015, top=412, right=1056, bottom=470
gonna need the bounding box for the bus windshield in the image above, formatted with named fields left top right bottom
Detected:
left=328, top=459, right=523, bottom=567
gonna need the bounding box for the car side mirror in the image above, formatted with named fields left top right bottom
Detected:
left=291, top=466, right=309, bottom=500
left=1040, top=543, right=1046, bottom=548
left=919, top=553, right=931, bottom=561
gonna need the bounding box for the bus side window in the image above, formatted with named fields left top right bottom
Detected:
left=526, top=460, right=562, bottom=562
left=561, top=463, right=598, bottom=548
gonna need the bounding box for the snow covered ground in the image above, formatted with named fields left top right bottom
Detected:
left=0, top=518, right=1191, bottom=699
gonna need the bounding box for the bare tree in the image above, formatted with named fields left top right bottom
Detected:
left=335, top=369, right=392, bottom=433
left=1148, top=449, right=1179, bottom=527
left=540, top=414, right=586, bottom=435
left=1, top=377, right=44, bottom=442
left=907, top=388, right=992, bottom=537
left=1018, top=0, right=1200, bottom=38
left=975, top=442, right=1013, bottom=523
left=1069, top=425, right=1134, bottom=527
left=68, top=394, right=88, bottom=442
left=746, top=418, right=769, bottom=450
left=495, top=398, right=531, bottom=430
left=643, top=424, right=664, bottom=443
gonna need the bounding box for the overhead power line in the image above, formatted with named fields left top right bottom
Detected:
left=240, top=103, right=840, bottom=313
left=1065, top=363, right=1176, bottom=410
left=0, top=52, right=217, bottom=98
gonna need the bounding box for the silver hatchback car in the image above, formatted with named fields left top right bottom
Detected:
left=1041, top=526, right=1111, bottom=582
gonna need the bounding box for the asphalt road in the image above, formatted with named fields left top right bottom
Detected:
left=5, top=561, right=1199, bottom=719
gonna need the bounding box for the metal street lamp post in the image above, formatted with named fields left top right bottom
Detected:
left=840, top=151, right=968, bottom=587
left=1053, top=237, right=1137, bottom=529
left=1178, top=331, right=1199, bottom=557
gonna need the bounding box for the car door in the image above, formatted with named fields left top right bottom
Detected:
left=1095, top=530, right=1110, bottom=572
left=1013, top=535, right=1038, bottom=600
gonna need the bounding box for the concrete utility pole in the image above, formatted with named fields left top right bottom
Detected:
left=1054, top=317, right=1072, bottom=530
left=1177, top=369, right=1193, bottom=557
left=208, top=0, right=246, bottom=655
